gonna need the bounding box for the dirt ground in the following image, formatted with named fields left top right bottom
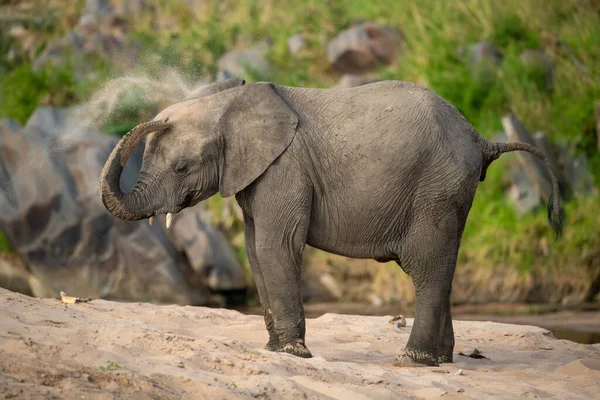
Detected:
left=1, top=288, right=599, bottom=399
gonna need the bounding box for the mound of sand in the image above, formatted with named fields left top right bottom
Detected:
left=1, top=288, right=599, bottom=399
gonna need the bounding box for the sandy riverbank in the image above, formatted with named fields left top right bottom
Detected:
left=1, top=288, right=599, bottom=399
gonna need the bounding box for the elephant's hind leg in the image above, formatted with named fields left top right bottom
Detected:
left=393, top=213, right=460, bottom=367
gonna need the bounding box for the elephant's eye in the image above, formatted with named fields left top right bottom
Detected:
left=173, top=161, right=189, bottom=175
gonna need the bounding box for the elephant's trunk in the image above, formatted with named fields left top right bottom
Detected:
left=99, top=120, right=170, bottom=221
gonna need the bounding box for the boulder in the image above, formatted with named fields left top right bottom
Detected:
left=217, top=47, right=273, bottom=80
left=327, top=22, right=403, bottom=74
left=287, top=34, right=307, bottom=56
left=501, top=114, right=555, bottom=201
left=0, top=253, right=52, bottom=298
left=78, top=0, right=114, bottom=27
left=508, top=164, right=541, bottom=215
left=467, top=41, right=502, bottom=85
left=33, top=1, right=139, bottom=78
left=0, top=106, right=246, bottom=304
left=556, top=142, right=598, bottom=197
left=468, top=41, right=502, bottom=68
left=168, top=208, right=247, bottom=292
left=520, top=49, right=554, bottom=92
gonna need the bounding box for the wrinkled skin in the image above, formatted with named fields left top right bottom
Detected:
left=100, top=78, right=564, bottom=366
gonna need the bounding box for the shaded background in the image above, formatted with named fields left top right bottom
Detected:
left=0, top=0, right=599, bottom=341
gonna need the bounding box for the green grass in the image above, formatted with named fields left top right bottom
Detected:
left=97, top=361, right=121, bottom=372
left=0, top=0, right=598, bottom=296
left=0, top=232, right=11, bottom=252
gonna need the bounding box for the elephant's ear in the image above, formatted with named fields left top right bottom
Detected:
left=219, top=83, right=298, bottom=198
left=184, top=78, right=246, bottom=100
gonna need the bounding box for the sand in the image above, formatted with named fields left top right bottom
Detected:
left=1, top=288, right=599, bottom=399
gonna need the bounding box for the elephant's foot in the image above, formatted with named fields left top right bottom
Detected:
left=264, top=337, right=281, bottom=352
left=393, top=348, right=438, bottom=367
left=438, top=354, right=453, bottom=364
left=277, top=339, right=312, bottom=358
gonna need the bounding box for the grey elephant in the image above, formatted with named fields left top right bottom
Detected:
left=100, top=78, right=564, bottom=366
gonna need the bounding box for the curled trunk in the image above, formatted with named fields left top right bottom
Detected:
left=99, top=120, right=170, bottom=220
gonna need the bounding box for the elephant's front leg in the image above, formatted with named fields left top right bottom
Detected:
left=252, top=196, right=313, bottom=358
left=243, top=215, right=281, bottom=352
left=254, top=233, right=311, bottom=358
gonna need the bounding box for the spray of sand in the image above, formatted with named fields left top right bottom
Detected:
left=1, top=67, right=209, bottom=206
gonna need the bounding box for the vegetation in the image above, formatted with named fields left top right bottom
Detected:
left=97, top=361, right=122, bottom=372
left=0, top=0, right=598, bottom=303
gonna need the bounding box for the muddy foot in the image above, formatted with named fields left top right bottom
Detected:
left=438, top=354, right=454, bottom=364
left=264, top=338, right=281, bottom=352
left=393, top=348, right=438, bottom=367
left=277, top=340, right=313, bottom=358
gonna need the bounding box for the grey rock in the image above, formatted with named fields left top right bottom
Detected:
left=217, top=47, right=273, bottom=79
left=0, top=107, right=246, bottom=304
left=79, top=0, right=114, bottom=27
left=469, top=41, right=502, bottom=68
left=335, top=74, right=379, bottom=88
left=168, top=208, right=246, bottom=292
left=114, top=0, right=154, bottom=18
left=318, top=272, right=343, bottom=299
left=217, top=68, right=238, bottom=82
left=520, top=49, right=554, bottom=92
left=501, top=114, right=554, bottom=201
left=327, top=22, right=403, bottom=74
left=287, top=34, right=307, bottom=56
left=533, top=132, right=570, bottom=199
left=0, top=254, right=52, bottom=298
left=556, top=142, right=598, bottom=197
left=32, top=28, right=134, bottom=78
left=468, top=41, right=502, bottom=85
left=508, top=164, right=541, bottom=215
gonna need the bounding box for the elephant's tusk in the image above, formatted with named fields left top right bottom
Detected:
left=166, top=213, right=173, bottom=229
left=149, top=216, right=155, bottom=225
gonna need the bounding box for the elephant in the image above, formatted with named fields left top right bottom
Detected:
left=99, top=78, right=565, bottom=366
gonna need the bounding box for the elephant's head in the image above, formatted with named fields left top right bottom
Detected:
left=99, top=78, right=298, bottom=227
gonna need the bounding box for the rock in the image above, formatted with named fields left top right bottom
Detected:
left=0, top=107, right=246, bottom=304
left=319, top=272, right=343, bottom=300
left=216, top=68, right=237, bottom=82
left=501, top=114, right=555, bottom=201
left=287, top=34, right=307, bottom=55
left=556, top=143, right=598, bottom=197
left=217, top=47, right=273, bottom=79
left=33, top=5, right=139, bottom=78
left=458, top=348, right=488, bottom=359
left=327, top=22, right=403, bottom=74
left=0, top=253, right=52, bottom=298
left=32, top=27, right=136, bottom=78
left=520, top=49, right=554, bottom=92
left=469, top=41, right=502, bottom=69
left=168, top=207, right=246, bottom=293
left=334, top=74, right=380, bottom=88
left=533, top=132, right=571, bottom=199
left=78, top=0, right=114, bottom=27
left=467, top=41, right=502, bottom=85
left=114, top=0, right=154, bottom=18
left=508, top=164, right=541, bottom=215
left=388, top=315, right=407, bottom=327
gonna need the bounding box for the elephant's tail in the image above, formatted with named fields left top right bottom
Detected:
left=481, top=140, right=566, bottom=238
